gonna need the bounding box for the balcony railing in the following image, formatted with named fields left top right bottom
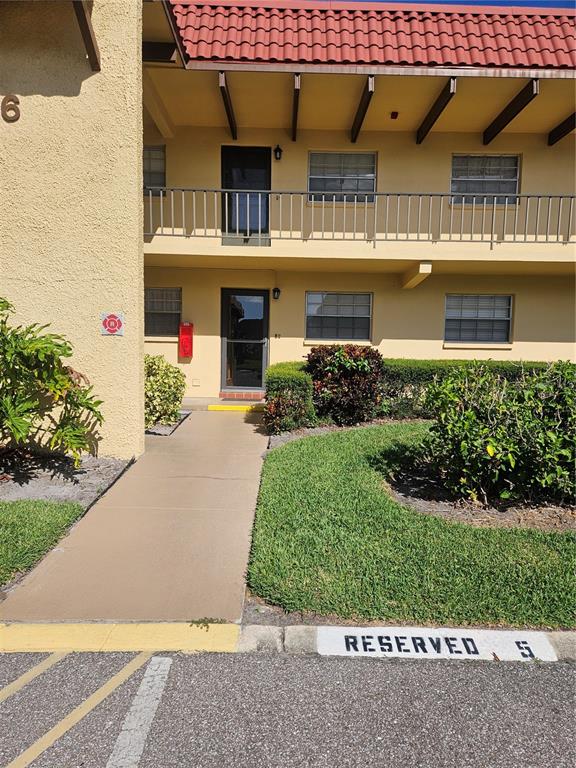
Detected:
left=144, top=189, right=576, bottom=245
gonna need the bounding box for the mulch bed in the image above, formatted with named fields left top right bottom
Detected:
left=145, top=410, right=191, bottom=436
left=0, top=451, right=130, bottom=509
left=385, top=468, right=575, bottom=533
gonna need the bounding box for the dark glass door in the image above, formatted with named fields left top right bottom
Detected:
left=221, top=147, right=271, bottom=238
left=221, top=289, right=269, bottom=390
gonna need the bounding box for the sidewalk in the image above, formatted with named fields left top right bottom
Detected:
left=0, top=412, right=267, bottom=623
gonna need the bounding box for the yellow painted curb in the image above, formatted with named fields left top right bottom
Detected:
left=208, top=404, right=264, bottom=412
left=0, top=623, right=240, bottom=653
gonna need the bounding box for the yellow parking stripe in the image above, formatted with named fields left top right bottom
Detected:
left=5, top=652, right=150, bottom=768
left=0, top=623, right=240, bottom=653
left=0, top=653, right=67, bottom=705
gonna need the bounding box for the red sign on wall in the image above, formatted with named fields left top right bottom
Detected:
left=100, top=312, right=125, bottom=336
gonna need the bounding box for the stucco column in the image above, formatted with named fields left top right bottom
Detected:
left=0, top=0, right=145, bottom=458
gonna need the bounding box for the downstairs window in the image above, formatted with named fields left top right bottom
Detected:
left=306, top=292, right=372, bottom=340
left=145, top=287, right=181, bottom=337
left=444, top=294, right=512, bottom=343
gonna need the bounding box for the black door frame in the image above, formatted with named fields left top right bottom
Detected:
left=221, top=146, right=271, bottom=239
left=220, top=288, right=270, bottom=392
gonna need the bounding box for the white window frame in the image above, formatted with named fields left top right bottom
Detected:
left=305, top=291, right=372, bottom=341
left=450, top=154, right=520, bottom=205
left=145, top=287, right=181, bottom=337
left=444, top=294, right=513, bottom=344
left=307, top=152, right=377, bottom=203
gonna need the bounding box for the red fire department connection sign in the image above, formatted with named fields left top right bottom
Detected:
left=100, top=312, right=125, bottom=336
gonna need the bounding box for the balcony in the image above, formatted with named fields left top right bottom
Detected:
left=144, top=189, right=576, bottom=247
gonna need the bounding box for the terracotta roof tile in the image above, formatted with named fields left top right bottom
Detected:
left=168, top=1, right=576, bottom=69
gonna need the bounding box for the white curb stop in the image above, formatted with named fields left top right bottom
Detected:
left=238, top=625, right=575, bottom=662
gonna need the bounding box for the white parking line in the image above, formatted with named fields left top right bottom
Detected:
left=106, top=656, right=172, bottom=768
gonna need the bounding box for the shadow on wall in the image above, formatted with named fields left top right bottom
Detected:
left=0, top=1, right=99, bottom=97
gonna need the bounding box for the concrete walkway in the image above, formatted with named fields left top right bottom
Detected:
left=0, top=412, right=267, bottom=623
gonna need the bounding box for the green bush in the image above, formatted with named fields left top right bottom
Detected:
left=306, top=345, right=385, bottom=425
left=144, top=354, right=186, bottom=429
left=263, top=362, right=316, bottom=434
left=0, top=297, right=103, bottom=464
left=421, top=361, right=576, bottom=504
left=380, top=358, right=548, bottom=418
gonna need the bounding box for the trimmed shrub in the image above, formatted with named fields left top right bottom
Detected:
left=0, top=297, right=103, bottom=464
left=380, top=358, right=548, bottom=418
left=144, top=354, right=186, bottom=429
left=420, top=361, right=576, bottom=504
left=263, top=362, right=316, bottom=434
left=306, top=345, right=385, bottom=425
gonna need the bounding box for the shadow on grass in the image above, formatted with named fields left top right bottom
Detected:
left=366, top=441, right=458, bottom=503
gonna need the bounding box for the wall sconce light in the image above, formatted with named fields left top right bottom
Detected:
left=272, top=287, right=281, bottom=300
left=273, top=144, right=283, bottom=161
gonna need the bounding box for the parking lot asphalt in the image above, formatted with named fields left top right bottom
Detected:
left=1, top=652, right=574, bottom=767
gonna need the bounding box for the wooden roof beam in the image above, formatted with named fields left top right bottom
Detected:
left=143, top=41, right=178, bottom=64
left=548, top=112, right=576, bottom=146
left=160, top=0, right=187, bottom=68
left=72, top=1, right=100, bottom=72
left=291, top=74, right=301, bottom=142
left=219, top=72, right=238, bottom=140
left=483, top=79, right=539, bottom=145
left=416, top=77, right=457, bottom=144
left=351, top=75, right=374, bottom=144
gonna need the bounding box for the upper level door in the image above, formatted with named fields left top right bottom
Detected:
left=221, top=146, right=271, bottom=237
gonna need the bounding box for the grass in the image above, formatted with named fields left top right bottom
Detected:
left=248, top=423, right=576, bottom=628
left=0, top=501, right=84, bottom=586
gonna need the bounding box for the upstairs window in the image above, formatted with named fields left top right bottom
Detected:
left=451, top=155, right=519, bottom=204
left=143, top=145, right=166, bottom=189
left=306, top=292, right=372, bottom=340
left=308, top=152, right=376, bottom=202
left=445, top=294, right=512, bottom=343
left=145, top=287, right=181, bottom=337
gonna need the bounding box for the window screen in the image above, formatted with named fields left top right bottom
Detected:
left=445, top=295, right=512, bottom=343
left=308, top=153, right=376, bottom=202
left=306, top=292, right=371, bottom=340
left=143, top=146, right=166, bottom=189
left=145, top=287, right=181, bottom=336
left=451, top=155, right=519, bottom=204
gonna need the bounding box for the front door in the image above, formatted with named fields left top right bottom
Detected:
left=221, top=146, right=271, bottom=241
left=221, top=289, right=269, bottom=391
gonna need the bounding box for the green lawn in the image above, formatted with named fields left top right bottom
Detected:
left=248, top=424, right=575, bottom=628
left=0, top=501, right=84, bottom=586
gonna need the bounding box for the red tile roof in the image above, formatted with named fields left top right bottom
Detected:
left=168, top=1, right=576, bottom=69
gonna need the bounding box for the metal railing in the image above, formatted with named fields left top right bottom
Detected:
left=144, top=188, right=576, bottom=245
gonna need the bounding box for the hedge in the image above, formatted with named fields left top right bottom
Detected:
left=263, top=354, right=554, bottom=431
left=306, top=344, right=385, bottom=425
left=263, top=361, right=316, bottom=434
left=420, top=361, right=576, bottom=504
left=380, top=358, right=549, bottom=418
left=144, top=354, right=186, bottom=429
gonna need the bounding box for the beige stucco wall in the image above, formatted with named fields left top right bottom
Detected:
left=0, top=1, right=144, bottom=458
left=145, top=267, right=575, bottom=397
left=143, top=125, right=576, bottom=263
left=147, top=126, right=576, bottom=198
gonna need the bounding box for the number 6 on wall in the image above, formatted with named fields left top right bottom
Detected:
left=1, top=95, right=20, bottom=123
